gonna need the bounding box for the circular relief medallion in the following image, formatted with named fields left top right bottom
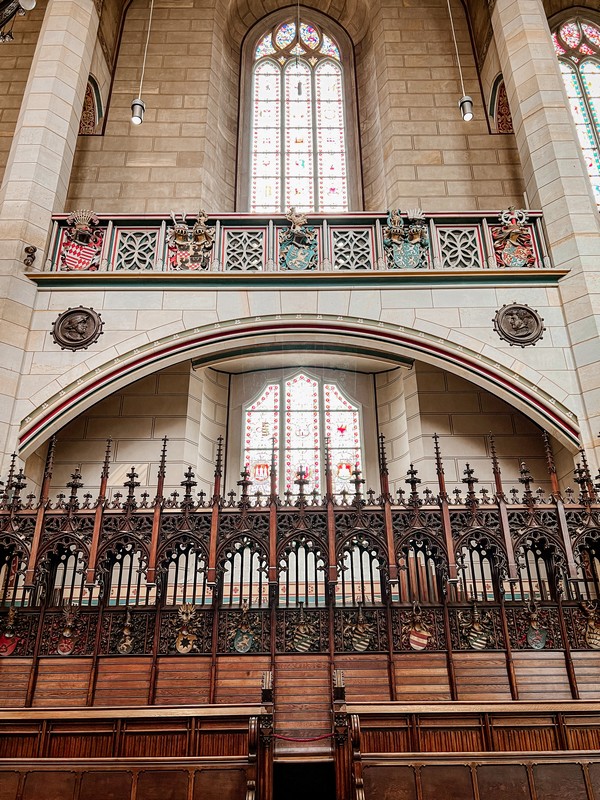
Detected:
left=51, top=307, right=103, bottom=351
left=493, top=303, right=544, bottom=347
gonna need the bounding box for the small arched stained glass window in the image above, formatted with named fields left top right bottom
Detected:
left=250, top=19, right=348, bottom=213
left=553, top=18, right=600, bottom=206
left=243, top=373, right=362, bottom=495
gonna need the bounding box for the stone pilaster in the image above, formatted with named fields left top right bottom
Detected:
left=0, top=0, right=99, bottom=469
left=491, top=0, right=600, bottom=465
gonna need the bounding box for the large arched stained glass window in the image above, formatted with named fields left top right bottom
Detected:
left=250, top=19, right=348, bottom=213
left=553, top=18, right=600, bottom=206
left=243, top=373, right=362, bottom=495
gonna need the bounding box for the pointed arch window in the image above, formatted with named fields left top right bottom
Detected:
left=243, top=373, right=363, bottom=496
left=241, top=12, right=360, bottom=212
left=553, top=18, right=600, bottom=206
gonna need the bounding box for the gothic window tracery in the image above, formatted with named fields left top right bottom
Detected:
left=243, top=372, right=363, bottom=496
left=78, top=77, right=102, bottom=135
left=553, top=17, right=600, bottom=206
left=248, top=17, right=350, bottom=213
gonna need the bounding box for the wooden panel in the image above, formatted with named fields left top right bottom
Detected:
left=571, top=652, right=600, bottom=699
left=137, top=771, right=189, bottom=800
left=193, top=768, right=247, bottom=800
left=363, top=765, right=416, bottom=800
left=421, top=765, right=474, bottom=800
left=533, top=763, right=588, bottom=800
left=93, top=657, right=152, bottom=706
left=361, top=725, right=410, bottom=754
left=80, top=771, right=133, bottom=800
left=513, top=652, right=571, bottom=701
left=567, top=724, right=600, bottom=749
left=334, top=655, right=390, bottom=702
left=120, top=720, right=189, bottom=758
left=0, top=659, right=30, bottom=707
left=393, top=653, right=451, bottom=701
left=0, top=771, right=20, bottom=800
left=453, top=654, right=512, bottom=701
left=22, top=771, right=77, bottom=800
left=588, top=763, right=600, bottom=793
left=155, top=656, right=211, bottom=705
left=420, top=723, right=484, bottom=753
left=492, top=721, right=558, bottom=752
left=47, top=730, right=113, bottom=758
left=0, top=729, right=39, bottom=758
left=274, top=655, right=331, bottom=745
left=476, top=765, right=530, bottom=799
left=213, top=655, right=270, bottom=704
left=32, top=658, right=92, bottom=707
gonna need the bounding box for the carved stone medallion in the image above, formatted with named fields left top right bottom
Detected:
left=493, top=303, right=544, bottom=347
left=51, top=307, right=103, bottom=351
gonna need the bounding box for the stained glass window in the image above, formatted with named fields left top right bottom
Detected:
left=553, top=18, right=600, bottom=206
left=243, top=373, right=362, bottom=496
left=250, top=19, right=348, bottom=212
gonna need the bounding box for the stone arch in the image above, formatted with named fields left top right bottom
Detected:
left=18, top=315, right=580, bottom=458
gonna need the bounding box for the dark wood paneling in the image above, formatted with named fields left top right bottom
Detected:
left=533, top=763, right=588, bottom=800
left=361, top=725, right=410, bottom=754
left=363, top=765, right=416, bottom=800
left=32, top=658, right=92, bottom=707
left=193, top=768, right=247, bottom=800
left=393, top=653, right=451, bottom=701
left=22, top=771, right=77, bottom=800
left=47, top=730, right=113, bottom=758
left=155, top=656, right=211, bottom=705
left=420, top=724, right=485, bottom=753
left=453, top=654, right=512, bottom=701
left=137, top=770, right=189, bottom=800
left=476, top=764, right=530, bottom=799
left=421, top=765, right=474, bottom=800
left=513, top=653, right=572, bottom=701
left=0, top=772, right=20, bottom=800
left=79, top=771, right=133, bottom=800
left=492, top=722, right=559, bottom=752
left=274, top=654, right=331, bottom=747
left=93, top=657, right=152, bottom=706
left=0, top=659, right=30, bottom=708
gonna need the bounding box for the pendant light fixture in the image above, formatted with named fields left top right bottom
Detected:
left=0, top=0, right=37, bottom=44
left=131, top=0, right=155, bottom=125
left=446, top=0, right=473, bottom=121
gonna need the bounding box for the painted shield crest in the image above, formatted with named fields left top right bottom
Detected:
left=409, top=626, right=431, bottom=651
left=0, top=633, right=19, bottom=657
left=585, top=621, right=600, bottom=650
left=60, top=238, right=102, bottom=271
left=175, top=630, right=197, bottom=654
left=234, top=629, right=254, bottom=653
left=388, top=241, right=423, bottom=270
left=57, top=635, right=75, bottom=655
left=466, top=629, right=489, bottom=651
left=526, top=624, right=547, bottom=650
left=351, top=628, right=371, bottom=653
left=501, top=242, right=530, bottom=268
left=292, top=628, right=314, bottom=653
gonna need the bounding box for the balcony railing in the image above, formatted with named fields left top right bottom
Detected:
left=42, top=208, right=553, bottom=274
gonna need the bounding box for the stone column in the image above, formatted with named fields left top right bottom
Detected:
left=0, top=0, right=99, bottom=469
left=491, top=0, right=600, bottom=465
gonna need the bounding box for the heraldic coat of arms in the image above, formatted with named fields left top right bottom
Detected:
left=59, top=209, right=104, bottom=271
left=278, top=208, right=318, bottom=271
left=382, top=208, right=429, bottom=269
left=167, top=210, right=215, bottom=271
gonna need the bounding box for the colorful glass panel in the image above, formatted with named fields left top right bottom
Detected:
left=560, top=21, right=581, bottom=48
left=582, top=22, right=600, bottom=48
left=554, top=19, right=600, bottom=207
left=256, top=33, right=276, bottom=58
left=300, top=23, right=319, bottom=49
left=324, top=383, right=361, bottom=495
left=244, top=383, right=280, bottom=488
left=552, top=32, right=566, bottom=55
left=285, top=374, right=320, bottom=494
left=320, top=33, right=340, bottom=60
left=244, top=374, right=363, bottom=497
left=251, top=20, right=348, bottom=212
left=275, top=22, right=296, bottom=48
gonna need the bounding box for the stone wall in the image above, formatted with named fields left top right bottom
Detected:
left=66, top=0, right=526, bottom=213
